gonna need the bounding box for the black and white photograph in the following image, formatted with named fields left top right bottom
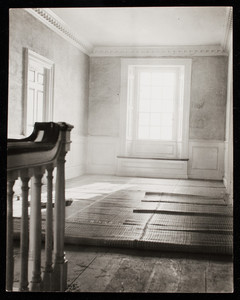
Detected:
left=3, top=2, right=237, bottom=294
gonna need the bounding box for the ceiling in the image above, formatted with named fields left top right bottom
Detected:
left=50, top=7, right=230, bottom=48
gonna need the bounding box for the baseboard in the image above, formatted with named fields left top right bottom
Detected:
left=223, top=176, right=228, bottom=188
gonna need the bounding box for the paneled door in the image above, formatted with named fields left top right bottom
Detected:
left=24, top=49, right=54, bottom=136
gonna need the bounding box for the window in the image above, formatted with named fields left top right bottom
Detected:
left=23, top=49, right=54, bottom=136
left=120, top=58, right=192, bottom=159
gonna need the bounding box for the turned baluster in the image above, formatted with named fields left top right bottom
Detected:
left=28, top=167, right=44, bottom=291
left=6, top=173, right=16, bottom=291
left=52, top=151, right=68, bottom=291
left=42, top=165, right=54, bottom=291
left=19, top=169, right=30, bottom=291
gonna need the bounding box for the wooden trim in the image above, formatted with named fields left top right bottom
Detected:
left=188, top=140, right=224, bottom=180
left=22, top=48, right=29, bottom=135
left=222, top=7, right=233, bottom=51
left=116, top=156, right=188, bottom=179
left=91, top=45, right=228, bottom=57
left=117, top=155, right=189, bottom=161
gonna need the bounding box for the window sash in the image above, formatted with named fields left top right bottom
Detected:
left=132, top=66, right=179, bottom=141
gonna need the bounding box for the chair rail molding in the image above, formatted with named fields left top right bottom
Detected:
left=25, top=8, right=93, bottom=55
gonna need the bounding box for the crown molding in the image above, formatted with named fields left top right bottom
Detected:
left=91, top=45, right=227, bottom=57
left=24, top=8, right=229, bottom=58
left=222, top=7, right=233, bottom=52
left=25, top=8, right=93, bottom=55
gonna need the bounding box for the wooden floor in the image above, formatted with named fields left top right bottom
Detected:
left=12, top=241, right=233, bottom=293
left=12, top=175, right=233, bottom=293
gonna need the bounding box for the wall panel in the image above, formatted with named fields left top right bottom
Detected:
left=117, top=157, right=188, bottom=179
left=188, top=140, right=224, bottom=180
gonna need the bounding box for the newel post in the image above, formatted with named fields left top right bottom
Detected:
left=52, top=123, right=73, bottom=291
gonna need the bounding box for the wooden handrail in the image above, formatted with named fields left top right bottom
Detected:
left=6, top=122, right=73, bottom=292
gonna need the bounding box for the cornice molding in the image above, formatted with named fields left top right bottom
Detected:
left=222, top=7, right=233, bottom=52
left=91, top=45, right=227, bottom=57
left=25, top=8, right=93, bottom=55
left=24, top=8, right=229, bottom=58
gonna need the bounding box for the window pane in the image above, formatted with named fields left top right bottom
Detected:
left=139, top=86, right=151, bottom=99
left=161, top=127, right=172, bottom=140
left=151, top=72, right=164, bottom=85
left=163, top=87, right=174, bottom=99
left=149, top=127, right=161, bottom=139
left=150, top=113, right=161, bottom=126
left=139, top=100, right=150, bottom=112
left=161, top=100, right=173, bottom=112
left=140, top=72, right=151, bottom=85
left=163, top=72, right=175, bottom=85
left=139, top=113, right=149, bottom=126
left=161, top=113, right=173, bottom=126
left=151, top=86, right=162, bottom=99
left=138, top=126, right=149, bottom=139
left=151, top=100, right=162, bottom=112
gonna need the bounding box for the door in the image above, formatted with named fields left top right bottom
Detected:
left=24, top=49, right=54, bottom=136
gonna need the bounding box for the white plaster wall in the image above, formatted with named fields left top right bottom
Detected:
left=88, top=57, right=121, bottom=137
left=87, top=57, right=120, bottom=175
left=87, top=136, right=118, bottom=175
left=190, top=56, right=228, bottom=140
left=8, top=9, right=90, bottom=179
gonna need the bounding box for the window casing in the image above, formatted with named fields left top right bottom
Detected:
left=119, top=58, right=192, bottom=159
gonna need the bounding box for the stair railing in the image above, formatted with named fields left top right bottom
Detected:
left=6, top=122, right=73, bottom=292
